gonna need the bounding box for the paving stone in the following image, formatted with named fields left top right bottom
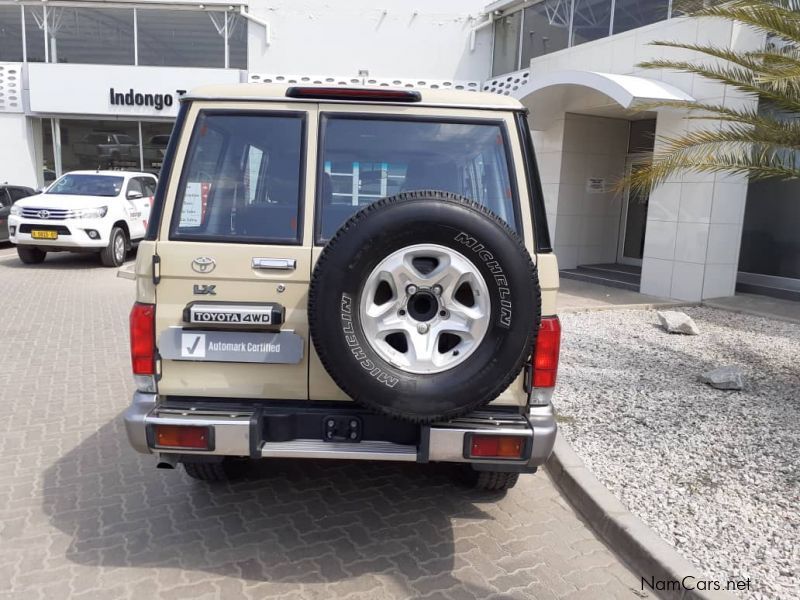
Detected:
left=0, top=251, right=640, bottom=598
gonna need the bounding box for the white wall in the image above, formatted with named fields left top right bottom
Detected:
left=522, top=16, right=764, bottom=299
left=0, top=114, right=39, bottom=189
left=533, top=114, right=627, bottom=269
left=246, top=0, right=493, bottom=81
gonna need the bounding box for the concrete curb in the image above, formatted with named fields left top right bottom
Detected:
left=702, top=300, right=800, bottom=325
left=546, top=436, right=737, bottom=600
left=559, top=301, right=694, bottom=314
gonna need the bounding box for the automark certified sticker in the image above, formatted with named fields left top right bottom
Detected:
left=160, top=327, right=303, bottom=364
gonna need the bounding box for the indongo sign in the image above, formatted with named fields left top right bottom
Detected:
left=27, top=63, right=241, bottom=117
left=109, top=88, right=178, bottom=111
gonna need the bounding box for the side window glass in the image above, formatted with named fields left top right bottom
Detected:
left=0, top=190, right=10, bottom=208
left=9, top=188, right=28, bottom=202
left=142, top=178, right=157, bottom=196
left=127, top=178, right=143, bottom=196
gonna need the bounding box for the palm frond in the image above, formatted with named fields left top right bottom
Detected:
left=691, top=0, right=800, bottom=45
left=639, top=58, right=800, bottom=112
left=624, top=148, right=799, bottom=194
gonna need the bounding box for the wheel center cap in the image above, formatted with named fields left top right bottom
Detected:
left=407, top=291, right=438, bottom=323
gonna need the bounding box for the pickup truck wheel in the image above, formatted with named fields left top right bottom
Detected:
left=182, top=459, right=246, bottom=482
left=309, top=191, right=541, bottom=423
left=462, top=468, right=520, bottom=491
left=17, top=246, right=47, bottom=264
left=100, top=227, right=126, bottom=267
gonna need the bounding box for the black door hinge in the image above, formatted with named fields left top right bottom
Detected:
left=152, top=254, right=161, bottom=285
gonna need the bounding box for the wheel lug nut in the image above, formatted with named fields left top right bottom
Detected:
left=439, top=310, right=447, bottom=318
left=417, top=323, right=429, bottom=334
left=399, top=309, right=406, bottom=316
left=406, top=284, right=418, bottom=295
left=432, top=285, right=442, bottom=295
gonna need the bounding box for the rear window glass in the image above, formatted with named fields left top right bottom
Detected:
left=171, top=112, right=305, bottom=244
left=318, top=117, right=518, bottom=241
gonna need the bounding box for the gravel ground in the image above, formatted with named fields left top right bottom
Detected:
left=555, top=307, right=799, bottom=600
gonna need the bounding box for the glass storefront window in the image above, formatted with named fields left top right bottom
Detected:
left=492, top=11, right=522, bottom=76
left=24, top=6, right=46, bottom=63
left=571, top=0, right=612, bottom=46
left=58, top=120, right=141, bottom=172
left=521, top=1, right=570, bottom=63
left=41, top=119, right=57, bottom=185
left=137, top=9, right=225, bottom=68
left=228, top=13, right=247, bottom=69
left=141, top=122, right=175, bottom=175
left=46, top=7, right=134, bottom=65
left=612, top=0, right=669, bottom=35
left=739, top=178, right=800, bottom=280
left=0, top=5, right=23, bottom=62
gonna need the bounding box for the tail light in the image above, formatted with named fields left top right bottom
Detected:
left=532, top=316, right=561, bottom=388
left=130, top=302, right=157, bottom=392
left=468, top=434, right=527, bottom=459
left=154, top=425, right=211, bottom=450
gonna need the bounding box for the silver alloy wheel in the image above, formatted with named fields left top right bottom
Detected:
left=114, top=233, right=125, bottom=263
left=359, top=243, right=491, bottom=374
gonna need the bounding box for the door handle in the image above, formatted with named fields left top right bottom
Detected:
left=251, top=257, right=297, bottom=271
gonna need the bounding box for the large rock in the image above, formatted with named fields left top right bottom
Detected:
left=657, top=311, right=700, bottom=335
left=699, top=366, right=744, bottom=390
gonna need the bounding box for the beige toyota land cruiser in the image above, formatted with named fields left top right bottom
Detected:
left=124, top=84, right=561, bottom=491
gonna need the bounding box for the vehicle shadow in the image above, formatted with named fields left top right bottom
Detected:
left=1, top=250, right=136, bottom=270
left=41, top=415, right=501, bottom=597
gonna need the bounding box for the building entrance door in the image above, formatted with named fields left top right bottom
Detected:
left=617, top=155, right=652, bottom=266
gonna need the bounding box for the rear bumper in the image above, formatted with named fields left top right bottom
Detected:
left=123, top=393, right=557, bottom=470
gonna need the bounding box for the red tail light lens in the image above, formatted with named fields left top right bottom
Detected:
left=154, top=425, right=210, bottom=450
left=469, top=435, right=526, bottom=459
left=532, top=316, right=561, bottom=388
left=130, top=302, right=156, bottom=375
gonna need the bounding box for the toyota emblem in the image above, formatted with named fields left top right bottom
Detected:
left=37, top=210, right=50, bottom=219
left=191, top=256, right=216, bottom=273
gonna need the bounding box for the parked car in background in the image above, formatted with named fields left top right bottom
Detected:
left=74, top=132, right=140, bottom=169
left=9, top=170, right=156, bottom=266
left=143, top=135, right=171, bottom=171
left=0, top=184, right=36, bottom=242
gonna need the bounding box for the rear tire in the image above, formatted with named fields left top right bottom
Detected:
left=462, top=468, right=520, bottom=491
left=17, top=246, right=46, bottom=264
left=100, top=227, right=127, bottom=267
left=182, top=459, right=247, bottom=482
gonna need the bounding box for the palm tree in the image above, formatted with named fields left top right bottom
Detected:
left=625, top=0, right=800, bottom=193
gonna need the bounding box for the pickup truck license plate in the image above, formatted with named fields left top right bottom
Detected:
left=31, top=230, right=58, bottom=240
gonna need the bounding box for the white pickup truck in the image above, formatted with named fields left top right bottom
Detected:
left=9, top=170, right=157, bottom=267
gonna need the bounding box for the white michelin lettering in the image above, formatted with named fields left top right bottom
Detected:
left=454, top=232, right=513, bottom=328
left=340, top=293, right=398, bottom=388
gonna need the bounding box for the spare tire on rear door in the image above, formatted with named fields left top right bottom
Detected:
left=309, top=191, right=541, bottom=423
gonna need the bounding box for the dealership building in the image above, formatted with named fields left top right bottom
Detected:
left=0, top=0, right=797, bottom=301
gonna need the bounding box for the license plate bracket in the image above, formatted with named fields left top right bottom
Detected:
left=323, top=415, right=362, bottom=443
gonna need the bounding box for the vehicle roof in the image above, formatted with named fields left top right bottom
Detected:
left=185, top=83, right=524, bottom=111
left=62, top=170, right=156, bottom=178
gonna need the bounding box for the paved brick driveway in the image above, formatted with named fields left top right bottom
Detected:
left=0, top=246, right=646, bottom=600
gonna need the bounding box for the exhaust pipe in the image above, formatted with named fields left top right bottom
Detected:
left=156, top=453, right=178, bottom=469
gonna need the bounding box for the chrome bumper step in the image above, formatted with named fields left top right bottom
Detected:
left=260, top=439, right=417, bottom=461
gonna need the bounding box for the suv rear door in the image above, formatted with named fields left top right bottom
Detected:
left=154, top=102, right=316, bottom=400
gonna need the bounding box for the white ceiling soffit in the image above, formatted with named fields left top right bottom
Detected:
left=513, top=70, right=695, bottom=129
